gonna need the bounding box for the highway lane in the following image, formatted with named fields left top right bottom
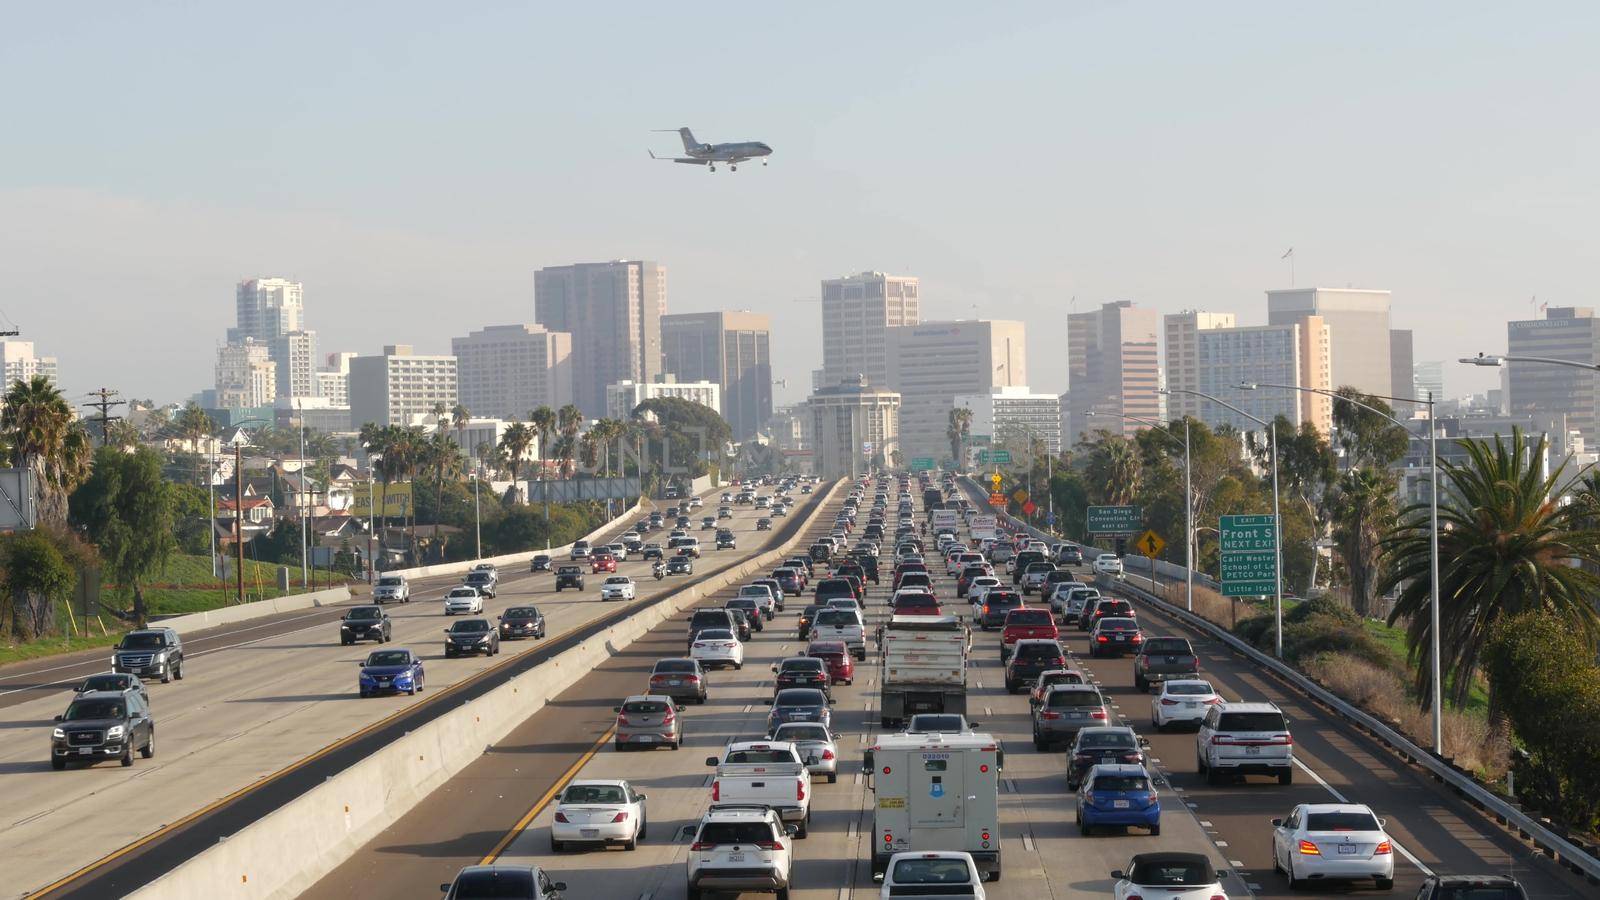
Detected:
left=1, top=485, right=806, bottom=899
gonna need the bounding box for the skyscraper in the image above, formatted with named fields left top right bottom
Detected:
left=1390, top=329, right=1415, bottom=401
left=952, top=386, right=1062, bottom=457
left=806, top=375, right=901, bottom=479
left=215, top=339, right=276, bottom=410
left=1065, top=300, right=1160, bottom=442
left=271, top=330, right=319, bottom=401
left=230, top=278, right=304, bottom=343
left=820, top=272, right=920, bottom=389
left=1267, top=288, right=1391, bottom=396
left=348, top=345, right=458, bottom=429
left=452, top=324, right=574, bottom=420
left=534, top=260, right=665, bottom=418
left=884, top=319, right=1027, bottom=463
left=1507, top=307, right=1600, bottom=446
left=0, top=339, right=59, bottom=387
left=1163, top=311, right=1237, bottom=422
left=1193, top=318, right=1332, bottom=434
left=1413, top=360, right=1444, bottom=403
left=660, top=311, right=772, bottom=439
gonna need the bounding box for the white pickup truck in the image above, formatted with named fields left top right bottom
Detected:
left=705, top=741, right=814, bottom=837
left=809, top=608, right=867, bottom=661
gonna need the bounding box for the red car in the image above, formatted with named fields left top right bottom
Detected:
left=1000, top=607, right=1060, bottom=662
left=590, top=553, right=618, bottom=574
left=892, top=591, right=942, bottom=616
left=807, top=640, right=855, bottom=685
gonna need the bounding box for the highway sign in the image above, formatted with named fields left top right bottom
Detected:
left=979, top=448, right=1012, bottom=465
left=988, top=492, right=1007, bottom=507
left=1011, top=489, right=1029, bottom=504
left=1086, top=505, right=1141, bottom=535
left=910, top=457, right=935, bottom=472
left=1022, top=500, right=1037, bottom=516
left=1220, top=514, right=1277, bottom=596
left=990, top=473, right=1003, bottom=489
left=1046, top=510, right=1057, bottom=526
left=1134, top=529, right=1165, bottom=558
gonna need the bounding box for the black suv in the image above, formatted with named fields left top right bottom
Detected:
left=444, top=618, right=500, bottom=657
left=687, top=608, right=738, bottom=650
left=530, top=554, right=553, bottom=572
left=716, top=529, right=737, bottom=550
left=498, top=606, right=547, bottom=640
left=112, top=628, right=184, bottom=684
left=554, top=566, right=585, bottom=591
left=1005, top=639, right=1068, bottom=693
left=52, top=690, right=155, bottom=769
left=339, top=606, right=392, bottom=645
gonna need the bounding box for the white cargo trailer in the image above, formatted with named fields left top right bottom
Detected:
left=865, top=732, right=1002, bottom=881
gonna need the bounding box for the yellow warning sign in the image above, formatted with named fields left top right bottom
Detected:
left=1135, top=529, right=1166, bottom=558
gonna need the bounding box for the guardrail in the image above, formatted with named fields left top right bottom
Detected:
left=955, top=475, right=1600, bottom=885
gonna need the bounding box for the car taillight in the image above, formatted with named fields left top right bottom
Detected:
left=553, top=812, right=569, bottom=823
left=711, top=780, right=720, bottom=801
left=1040, top=711, right=1062, bottom=719
left=1298, top=839, right=1321, bottom=855
left=755, top=839, right=784, bottom=851
left=1160, top=698, right=1180, bottom=705
left=1121, top=752, right=1142, bottom=762
left=690, top=841, right=715, bottom=851
left=797, top=781, right=806, bottom=801
left=1097, top=635, right=1109, bottom=642
left=616, top=714, right=631, bottom=726
left=1211, top=734, right=1235, bottom=744
left=1375, top=840, right=1392, bottom=855
left=661, top=711, right=675, bottom=724
left=1073, top=752, right=1093, bottom=761
left=610, top=811, right=630, bottom=822
left=821, top=749, right=835, bottom=760
left=1090, top=709, right=1108, bottom=719
left=1130, top=633, right=1143, bottom=642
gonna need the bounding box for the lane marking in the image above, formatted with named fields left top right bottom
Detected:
left=1021, top=831, right=1035, bottom=851
left=481, top=725, right=616, bottom=863
left=1292, top=756, right=1434, bottom=876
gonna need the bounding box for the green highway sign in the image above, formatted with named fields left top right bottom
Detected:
left=1086, top=505, right=1142, bottom=535
left=1220, top=514, right=1278, bottom=596
left=910, top=457, right=936, bottom=471
left=978, top=448, right=1012, bottom=464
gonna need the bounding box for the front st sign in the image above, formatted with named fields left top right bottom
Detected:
left=1219, top=514, right=1277, bottom=596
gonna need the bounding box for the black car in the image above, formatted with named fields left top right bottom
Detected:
left=641, top=543, right=664, bottom=560
left=765, top=687, right=834, bottom=735
left=809, top=542, right=832, bottom=562
left=51, top=690, right=155, bottom=769
left=725, top=608, right=754, bottom=641
left=725, top=598, right=765, bottom=632
left=756, top=518, right=772, bottom=531
left=530, top=554, right=553, bottom=572
left=1066, top=726, right=1146, bottom=789
left=666, top=555, right=694, bottom=575
left=675, top=515, right=691, bottom=529
left=715, top=530, right=737, bottom=550
left=687, top=608, right=738, bottom=649
left=554, top=566, right=585, bottom=591
left=339, top=606, right=391, bottom=645
left=1414, top=876, right=1528, bottom=900
left=772, top=656, right=831, bottom=696
left=444, top=618, right=500, bottom=657
left=464, top=570, right=498, bottom=599
left=1005, top=639, right=1068, bottom=692
left=979, top=590, right=1025, bottom=630
left=498, top=606, right=547, bottom=640
left=701, top=516, right=717, bottom=530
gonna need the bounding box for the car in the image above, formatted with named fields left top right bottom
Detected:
left=1111, top=852, right=1227, bottom=900
left=716, top=530, right=737, bottom=550
left=891, top=591, right=941, bottom=616
left=1000, top=607, right=1059, bottom=661
left=601, top=575, right=637, bottom=601
left=684, top=805, right=796, bottom=900
left=725, top=607, right=755, bottom=641
left=444, top=618, right=500, bottom=657
left=605, top=542, right=629, bottom=561
left=339, top=605, right=392, bottom=644
left=621, top=530, right=642, bottom=542
left=977, top=590, right=1024, bottom=631
left=905, top=713, right=979, bottom=734
left=440, top=865, right=566, bottom=900
left=771, top=504, right=788, bottom=517
left=1066, top=726, right=1148, bottom=789
left=1093, top=553, right=1124, bottom=577
left=688, top=608, right=739, bottom=645
left=498, top=606, right=547, bottom=640
left=613, top=694, right=685, bottom=751
left=1057, top=544, right=1085, bottom=566
left=766, top=687, right=834, bottom=735
left=690, top=628, right=744, bottom=669
left=74, top=672, right=149, bottom=705
left=1020, top=561, right=1057, bottom=594
left=1135, top=636, right=1200, bottom=691
left=772, top=721, right=840, bottom=783
left=676, top=515, right=692, bottom=529
left=1004, top=639, right=1068, bottom=693
left=772, top=568, right=805, bottom=597
left=756, top=517, right=773, bottom=531
left=641, top=543, right=664, bottom=560
left=807, top=640, right=855, bottom=685
left=372, top=574, right=411, bottom=603
left=879, top=851, right=987, bottom=900
left=649, top=657, right=708, bottom=704
left=1089, top=617, right=1144, bottom=657
left=571, top=540, right=592, bottom=560
left=797, top=603, right=826, bottom=640
left=717, top=505, right=734, bottom=519
left=1271, top=803, right=1395, bottom=890
left=590, top=553, right=618, bottom=574
left=530, top=554, right=553, bottom=572
left=772, top=656, right=832, bottom=695
left=667, top=555, right=695, bottom=575
left=726, top=597, right=766, bottom=632
left=1052, top=584, right=1099, bottom=624
left=1032, top=684, right=1111, bottom=749
left=1029, top=668, right=1088, bottom=709
left=444, top=586, right=485, bottom=615
left=1414, top=875, right=1529, bottom=900
left=1081, top=597, right=1136, bottom=632
left=50, top=690, right=155, bottom=769
left=554, top=565, right=585, bottom=591
left=1076, top=763, right=1161, bottom=836
left=111, top=627, right=184, bottom=683
left=1197, top=701, right=1294, bottom=784
left=701, top=516, right=718, bottom=530
left=358, top=648, right=425, bottom=697
left=472, top=562, right=500, bottom=582
left=1149, top=678, right=1222, bottom=730
left=556, top=779, right=651, bottom=849
left=689, top=496, right=704, bottom=509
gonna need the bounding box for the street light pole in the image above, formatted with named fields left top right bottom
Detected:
left=298, top=403, right=308, bottom=589
left=471, top=471, right=482, bottom=559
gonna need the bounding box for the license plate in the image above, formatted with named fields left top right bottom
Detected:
left=1184, top=702, right=1198, bottom=708
left=1246, top=746, right=1260, bottom=755
left=639, top=735, right=656, bottom=742
left=78, top=747, right=92, bottom=755
left=1338, top=844, right=1358, bottom=855
left=728, top=852, right=745, bottom=863
left=1113, top=800, right=1130, bottom=808
left=581, top=828, right=599, bottom=837
left=1116, top=635, right=1127, bottom=641
left=667, top=679, right=682, bottom=686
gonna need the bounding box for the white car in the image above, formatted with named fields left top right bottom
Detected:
left=690, top=628, right=744, bottom=669
left=684, top=805, right=795, bottom=899
left=1197, top=702, right=1294, bottom=784
left=1271, top=803, right=1395, bottom=890
left=880, top=851, right=986, bottom=899
left=550, top=779, right=647, bottom=852
left=601, top=576, right=637, bottom=602
left=1151, top=679, right=1223, bottom=730
left=443, top=587, right=484, bottom=615
left=1093, top=554, right=1124, bottom=577
left=689, top=496, right=704, bottom=509
left=1113, top=852, right=1230, bottom=900
left=620, top=530, right=641, bottom=543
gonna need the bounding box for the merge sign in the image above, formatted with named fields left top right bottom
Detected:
left=1220, top=514, right=1277, bottom=597
left=1086, top=505, right=1141, bottom=535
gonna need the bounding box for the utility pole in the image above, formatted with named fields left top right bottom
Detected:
left=84, top=388, right=125, bottom=446
left=235, top=440, right=246, bottom=606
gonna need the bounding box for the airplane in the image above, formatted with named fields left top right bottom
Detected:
left=649, top=127, right=772, bottom=172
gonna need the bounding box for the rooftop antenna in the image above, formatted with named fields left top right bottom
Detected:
left=1281, top=247, right=1295, bottom=286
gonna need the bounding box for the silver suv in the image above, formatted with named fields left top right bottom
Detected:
left=1197, top=701, right=1294, bottom=785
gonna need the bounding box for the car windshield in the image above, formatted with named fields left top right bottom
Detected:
left=1047, top=690, right=1104, bottom=708
left=366, top=651, right=411, bottom=666
left=1016, top=643, right=1063, bottom=660
left=347, top=607, right=382, bottom=620
left=504, top=608, right=539, bottom=619
left=119, top=632, right=167, bottom=649
left=450, top=589, right=477, bottom=597
left=1078, top=731, right=1137, bottom=749
left=815, top=610, right=858, bottom=626
left=987, top=593, right=1021, bottom=607
left=1305, top=811, right=1382, bottom=831
left=377, top=577, right=403, bottom=586
left=467, top=572, right=491, bottom=582
left=562, top=784, right=626, bottom=804
left=1433, top=888, right=1525, bottom=900
left=81, top=674, right=131, bottom=691
left=557, top=566, right=581, bottom=574
left=776, top=724, right=829, bottom=742
left=448, top=869, right=535, bottom=898
left=1042, top=672, right=1084, bottom=687
left=1101, top=601, right=1132, bottom=615
left=64, top=699, right=125, bottom=720
left=890, top=858, right=973, bottom=884
left=1129, top=857, right=1216, bottom=887
left=1094, top=774, right=1150, bottom=791
left=725, top=748, right=796, bottom=764
left=1008, top=610, right=1052, bottom=626
left=1218, top=712, right=1288, bottom=732
left=622, top=700, right=670, bottom=714
left=1166, top=681, right=1214, bottom=695
left=1144, top=638, right=1191, bottom=654
left=728, top=600, right=757, bottom=610
left=450, top=620, right=490, bottom=633
left=605, top=577, right=630, bottom=585
left=699, top=822, right=773, bottom=844
left=697, top=629, right=733, bottom=641
left=775, top=689, right=826, bottom=707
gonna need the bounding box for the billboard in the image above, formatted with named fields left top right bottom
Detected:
left=349, top=482, right=413, bottom=518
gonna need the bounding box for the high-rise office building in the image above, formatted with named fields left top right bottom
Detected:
left=953, top=386, right=1062, bottom=457
left=534, top=260, right=665, bottom=418
left=1193, top=318, right=1332, bottom=434
left=271, top=330, right=319, bottom=401
left=1390, top=329, right=1414, bottom=402
left=660, top=311, right=772, bottom=439
left=806, top=376, right=901, bottom=479
left=317, top=351, right=356, bottom=407
left=1267, top=288, right=1391, bottom=396
left=348, top=344, right=458, bottom=428
left=820, top=272, right=920, bottom=389
left=230, top=278, right=304, bottom=343
left=215, top=339, right=276, bottom=410
left=1164, top=311, right=1237, bottom=423
left=452, top=324, right=574, bottom=420
left=1065, top=300, right=1161, bottom=442
left=1413, top=360, right=1444, bottom=403
left=606, top=375, right=722, bottom=421
left=884, top=320, right=1027, bottom=463
left=0, top=339, right=59, bottom=387
left=1507, top=307, right=1600, bottom=446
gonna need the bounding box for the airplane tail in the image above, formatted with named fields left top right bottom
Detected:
left=678, top=127, right=704, bottom=153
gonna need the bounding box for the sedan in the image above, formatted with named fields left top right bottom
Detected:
left=1066, top=726, right=1147, bottom=790
left=647, top=658, right=707, bottom=704
left=612, top=695, right=684, bottom=751
left=1113, top=852, right=1229, bottom=900
left=358, top=648, right=425, bottom=697
left=640, top=544, right=664, bottom=560
left=498, top=606, right=547, bottom=640
left=689, top=628, right=744, bottom=669
left=765, top=687, right=833, bottom=735
left=339, top=606, right=391, bottom=645
left=550, top=779, right=647, bottom=852
left=1089, top=617, right=1144, bottom=658
left=1093, top=553, right=1124, bottom=577
left=666, top=556, right=695, bottom=576
left=771, top=656, right=832, bottom=695
left=880, top=852, right=986, bottom=900
left=756, top=517, right=773, bottom=531
left=444, top=618, right=500, bottom=657
left=600, top=576, right=637, bottom=601
left=1272, top=803, right=1395, bottom=890
left=443, top=587, right=484, bottom=615
left=590, top=554, right=618, bottom=574
left=1077, top=763, right=1161, bottom=835
left=1151, top=679, right=1222, bottom=730
left=772, top=721, right=839, bottom=783
left=75, top=672, right=149, bottom=705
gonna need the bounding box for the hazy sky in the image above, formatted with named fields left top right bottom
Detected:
left=4, top=2, right=1596, bottom=409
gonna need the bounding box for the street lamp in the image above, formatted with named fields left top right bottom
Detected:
left=469, top=471, right=483, bottom=559
left=1240, top=381, right=1442, bottom=755
left=1162, top=388, right=1285, bottom=658
left=1460, top=352, right=1600, bottom=372
left=1105, top=412, right=1194, bottom=613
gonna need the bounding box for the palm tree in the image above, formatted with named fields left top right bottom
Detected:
left=1380, top=428, right=1600, bottom=708
left=425, top=430, right=460, bottom=556
left=556, top=404, right=583, bottom=478
left=451, top=404, right=471, bottom=462
left=498, top=423, right=534, bottom=502
left=529, top=406, right=556, bottom=481
left=1081, top=430, right=1142, bottom=506
left=174, top=402, right=216, bottom=486
left=947, top=407, right=973, bottom=466
left=2, top=375, right=92, bottom=526
left=1329, top=466, right=1395, bottom=617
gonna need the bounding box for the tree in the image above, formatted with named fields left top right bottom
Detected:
left=103, top=419, right=141, bottom=449
left=631, top=397, right=732, bottom=479
left=451, top=404, right=472, bottom=458
left=174, top=402, right=216, bottom=485
left=528, top=406, right=556, bottom=481
left=69, top=446, right=177, bottom=626
left=947, top=407, right=973, bottom=466
left=2, top=375, right=93, bottom=527
left=1332, top=388, right=1410, bottom=468
left=1080, top=430, right=1142, bottom=506
left=0, top=527, right=80, bottom=639
left=1251, top=417, right=1337, bottom=594
left=498, top=423, right=534, bottom=502
left=1328, top=467, right=1395, bottom=616
left=556, top=405, right=583, bottom=477
left=168, top=481, right=214, bottom=555
left=1380, top=428, right=1600, bottom=708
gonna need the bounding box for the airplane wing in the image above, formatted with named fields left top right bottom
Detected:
left=649, top=150, right=709, bottom=165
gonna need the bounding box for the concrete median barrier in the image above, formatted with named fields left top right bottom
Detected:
left=152, top=586, right=353, bottom=634
left=125, top=481, right=839, bottom=900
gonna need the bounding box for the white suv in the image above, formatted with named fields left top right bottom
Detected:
left=1197, top=701, right=1294, bottom=785
left=372, top=575, right=410, bottom=604
left=684, top=805, right=796, bottom=900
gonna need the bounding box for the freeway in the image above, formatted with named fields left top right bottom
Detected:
left=1, top=484, right=817, bottom=899
left=299, top=474, right=1590, bottom=899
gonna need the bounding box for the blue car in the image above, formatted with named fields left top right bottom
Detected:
left=358, top=648, right=426, bottom=697
left=1075, top=763, right=1161, bottom=835
left=765, top=687, right=833, bottom=735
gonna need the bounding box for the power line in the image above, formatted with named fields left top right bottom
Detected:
left=84, top=388, right=125, bottom=446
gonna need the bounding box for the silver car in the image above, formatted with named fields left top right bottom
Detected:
left=613, top=694, right=685, bottom=751
left=771, top=721, right=838, bottom=783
